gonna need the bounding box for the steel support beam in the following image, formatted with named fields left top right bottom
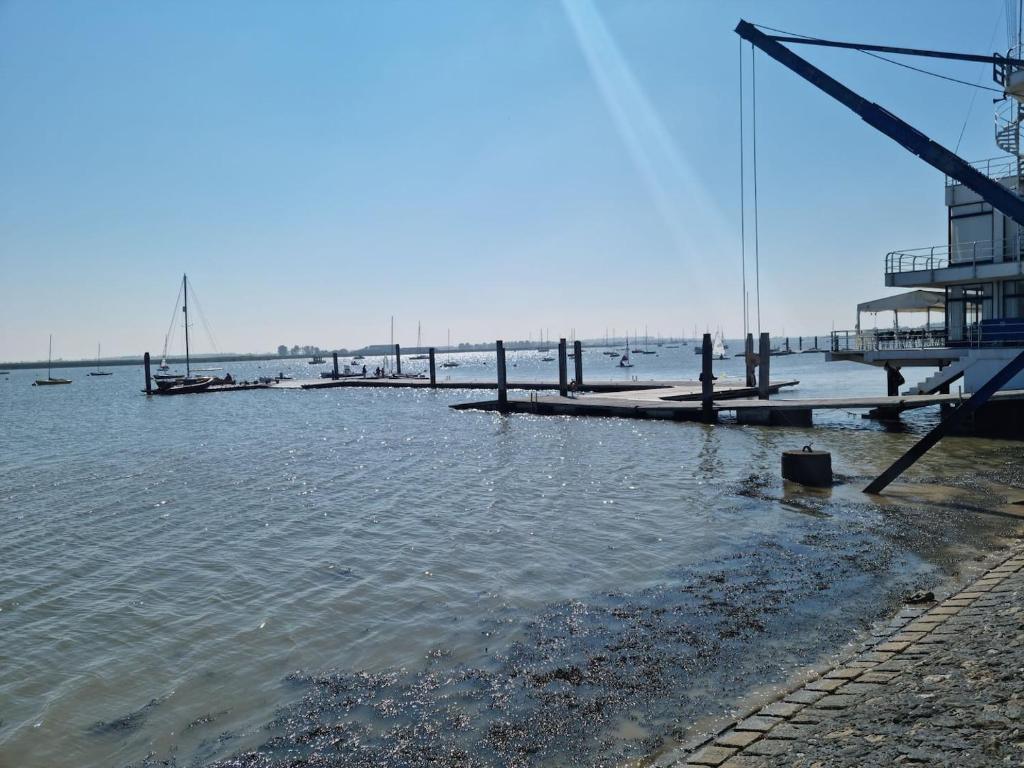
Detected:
left=865, top=349, right=1024, bottom=494
left=735, top=20, right=1024, bottom=229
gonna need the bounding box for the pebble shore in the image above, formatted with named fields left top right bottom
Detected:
left=675, top=546, right=1024, bottom=767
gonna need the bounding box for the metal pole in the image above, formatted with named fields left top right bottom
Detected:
left=496, top=340, right=508, bottom=408
left=428, top=347, right=436, bottom=388
left=758, top=332, right=770, bottom=400
left=144, top=352, right=152, bottom=395
left=558, top=338, right=568, bottom=397
left=182, top=274, right=190, bottom=377
left=573, top=340, right=583, bottom=388
left=701, top=333, right=715, bottom=422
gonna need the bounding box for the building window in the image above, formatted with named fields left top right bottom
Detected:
left=1005, top=280, right=1024, bottom=319
left=946, top=283, right=993, bottom=343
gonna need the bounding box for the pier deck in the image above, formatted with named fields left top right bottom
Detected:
left=450, top=386, right=1024, bottom=424
left=294, top=377, right=779, bottom=394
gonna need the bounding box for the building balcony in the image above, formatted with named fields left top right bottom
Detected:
left=885, top=239, right=1024, bottom=288
left=830, top=326, right=948, bottom=354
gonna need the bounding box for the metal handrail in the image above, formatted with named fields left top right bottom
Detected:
left=944, top=155, right=1020, bottom=186
left=885, top=235, right=1024, bottom=274
left=830, top=327, right=949, bottom=352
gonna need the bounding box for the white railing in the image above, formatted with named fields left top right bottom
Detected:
left=830, top=326, right=949, bottom=353
left=886, top=237, right=1024, bottom=274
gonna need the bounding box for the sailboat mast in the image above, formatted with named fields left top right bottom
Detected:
left=182, top=274, right=191, bottom=377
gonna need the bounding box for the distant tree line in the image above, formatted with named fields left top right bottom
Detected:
left=277, top=345, right=324, bottom=356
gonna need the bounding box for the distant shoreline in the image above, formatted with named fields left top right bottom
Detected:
left=0, top=352, right=325, bottom=371
left=0, top=339, right=715, bottom=371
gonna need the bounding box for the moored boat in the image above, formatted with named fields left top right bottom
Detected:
left=88, top=343, right=113, bottom=376
left=152, top=274, right=227, bottom=395
left=33, top=335, right=71, bottom=386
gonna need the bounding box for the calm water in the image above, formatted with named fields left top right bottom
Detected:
left=0, top=348, right=1019, bottom=767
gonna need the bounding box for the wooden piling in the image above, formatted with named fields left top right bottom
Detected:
left=701, top=333, right=715, bottom=422
left=885, top=363, right=902, bottom=397
left=558, top=338, right=568, bottom=397
left=573, top=340, right=583, bottom=387
left=496, top=340, right=508, bottom=408
left=745, top=333, right=755, bottom=387
left=428, top=348, right=436, bottom=387
left=144, top=352, right=152, bottom=395
left=798, top=336, right=803, bottom=351
left=332, top=351, right=339, bottom=380
left=394, top=344, right=401, bottom=376
left=758, top=332, right=770, bottom=400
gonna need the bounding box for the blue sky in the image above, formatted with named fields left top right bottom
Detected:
left=0, top=0, right=1013, bottom=359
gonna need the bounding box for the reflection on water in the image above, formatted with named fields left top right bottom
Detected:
left=0, top=350, right=1019, bottom=767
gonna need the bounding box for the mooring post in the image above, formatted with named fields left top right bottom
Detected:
left=428, top=347, right=436, bottom=387
left=701, top=333, right=715, bottom=422
left=758, top=332, right=770, bottom=400
left=332, top=351, right=339, bottom=380
left=573, top=340, right=583, bottom=388
left=143, top=352, right=152, bottom=396
left=558, top=338, right=568, bottom=397
left=745, top=333, right=756, bottom=387
left=394, top=344, right=401, bottom=376
left=785, top=337, right=791, bottom=353
left=496, top=339, right=508, bottom=408
left=885, top=363, right=903, bottom=396
left=799, top=336, right=803, bottom=351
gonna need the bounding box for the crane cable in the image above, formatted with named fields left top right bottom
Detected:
left=739, top=37, right=748, bottom=340
left=751, top=43, right=762, bottom=336
left=751, top=22, right=1003, bottom=94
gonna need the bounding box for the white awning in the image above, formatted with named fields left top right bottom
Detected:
left=857, top=290, right=945, bottom=315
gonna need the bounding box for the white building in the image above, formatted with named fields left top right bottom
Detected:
left=829, top=104, right=1024, bottom=404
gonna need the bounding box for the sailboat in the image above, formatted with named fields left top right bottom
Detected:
left=639, top=325, right=656, bottom=354
left=618, top=335, right=634, bottom=368
left=535, top=327, right=550, bottom=353
left=33, top=335, right=72, bottom=385
left=153, top=275, right=214, bottom=395
left=88, top=343, right=113, bottom=376
left=411, top=322, right=429, bottom=359
left=712, top=331, right=727, bottom=360
left=441, top=329, right=460, bottom=368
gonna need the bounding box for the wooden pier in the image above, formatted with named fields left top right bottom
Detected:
left=450, top=386, right=1024, bottom=425
left=294, top=377, right=775, bottom=394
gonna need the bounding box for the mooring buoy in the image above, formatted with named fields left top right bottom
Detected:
left=782, top=445, right=833, bottom=487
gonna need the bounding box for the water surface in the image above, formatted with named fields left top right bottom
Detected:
left=0, top=349, right=1019, bottom=767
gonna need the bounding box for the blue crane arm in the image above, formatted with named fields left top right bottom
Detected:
left=734, top=19, right=1024, bottom=229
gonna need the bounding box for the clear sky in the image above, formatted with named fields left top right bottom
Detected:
left=0, top=0, right=1014, bottom=360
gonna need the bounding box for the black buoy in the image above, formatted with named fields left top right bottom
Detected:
left=782, top=445, right=833, bottom=487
